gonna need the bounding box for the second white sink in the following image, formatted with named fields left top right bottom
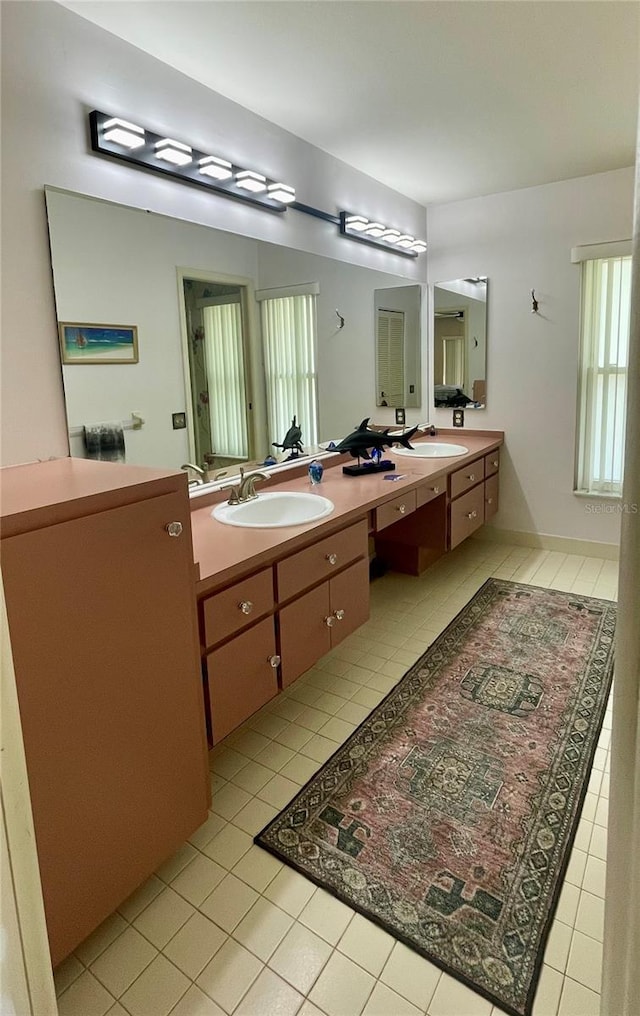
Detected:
left=212, top=490, right=335, bottom=528
left=393, top=442, right=469, bottom=458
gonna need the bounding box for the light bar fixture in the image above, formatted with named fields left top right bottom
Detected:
left=339, top=211, right=426, bottom=258
left=89, top=110, right=296, bottom=212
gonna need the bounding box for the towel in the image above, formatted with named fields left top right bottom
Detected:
left=83, top=423, right=126, bottom=463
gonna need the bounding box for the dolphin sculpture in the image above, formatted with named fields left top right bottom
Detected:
left=273, top=415, right=304, bottom=456
left=335, top=418, right=419, bottom=460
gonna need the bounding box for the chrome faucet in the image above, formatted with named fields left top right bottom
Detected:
left=224, top=467, right=269, bottom=504
left=181, top=462, right=206, bottom=486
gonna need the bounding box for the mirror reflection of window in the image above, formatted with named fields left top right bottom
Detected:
left=433, top=278, right=488, bottom=409
left=258, top=290, right=319, bottom=449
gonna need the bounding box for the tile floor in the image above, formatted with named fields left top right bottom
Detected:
left=54, top=539, right=616, bottom=1016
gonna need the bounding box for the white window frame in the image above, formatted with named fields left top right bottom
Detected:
left=573, top=242, right=632, bottom=497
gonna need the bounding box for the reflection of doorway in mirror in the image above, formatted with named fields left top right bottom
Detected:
left=181, top=277, right=252, bottom=474
left=376, top=308, right=405, bottom=406
left=434, top=313, right=467, bottom=388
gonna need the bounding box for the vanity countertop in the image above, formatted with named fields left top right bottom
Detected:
left=190, top=430, right=503, bottom=595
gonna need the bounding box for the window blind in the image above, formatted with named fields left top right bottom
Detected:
left=260, top=294, right=319, bottom=448
left=203, top=303, right=249, bottom=459
left=376, top=309, right=405, bottom=405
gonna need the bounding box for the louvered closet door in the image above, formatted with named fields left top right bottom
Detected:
left=377, top=308, right=405, bottom=404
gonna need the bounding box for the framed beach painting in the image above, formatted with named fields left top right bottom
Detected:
left=58, top=322, right=139, bottom=364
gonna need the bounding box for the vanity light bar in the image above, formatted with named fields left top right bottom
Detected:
left=339, top=212, right=426, bottom=258
left=89, top=110, right=296, bottom=212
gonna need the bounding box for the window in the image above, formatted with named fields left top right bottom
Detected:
left=257, top=286, right=319, bottom=448
left=575, top=253, right=632, bottom=496
left=203, top=300, right=249, bottom=459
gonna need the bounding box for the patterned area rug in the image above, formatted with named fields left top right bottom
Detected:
left=256, top=579, right=615, bottom=1016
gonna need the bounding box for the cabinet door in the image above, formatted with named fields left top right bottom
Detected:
left=329, top=559, right=370, bottom=647
left=206, top=617, right=278, bottom=743
left=279, top=583, right=332, bottom=688
left=1, top=491, right=209, bottom=965
left=484, top=474, right=500, bottom=521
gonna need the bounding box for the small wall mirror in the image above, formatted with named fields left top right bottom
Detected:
left=374, top=285, right=422, bottom=409
left=433, top=277, right=488, bottom=409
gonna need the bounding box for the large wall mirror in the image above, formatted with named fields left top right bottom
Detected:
left=45, top=187, right=424, bottom=487
left=433, top=277, right=488, bottom=409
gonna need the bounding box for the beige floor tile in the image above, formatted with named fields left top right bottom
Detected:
left=309, top=950, right=376, bottom=1016
left=196, top=939, right=262, bottom=1013
left=270, top=694, right=309, bottom=718
left=363, top=981, right=422, bottom=1016
left=554, top=881, right=580, bottom=927
left=200, top=873, right=259, bottom=932
left=235, top=968, right=304, bottom=1016
left=531, top=964, right=564, bottom=1016
left=209, top=747, right=249, bottom=780
left=565, top=930, right=602, bottom=993
left=263, top=867, right=317, bottom=917
left=188, top=811, right=226, bottom=850
left=380, top=941, right=441, bottom=1010
left=278, top=753, right=320, bottom=785
left=319, top=716, right=357, bottom=743
left=231, top=843, right=283, bottom=891
left=269, top=923, right=332, bottom=994
left=295, top=705, right=335, bottom=732
left=254, top=741, right=297, bottom=772
left=168, top=984, right=226, bottom=1016
left=337, top=914, right=395, bottom=977
left=105, top=1003, right=129, bottom=1016
left=593, top=796, right=609, bottom=828
left=117, top=875, right=165, bottom=921
left=574, top=890, right=604, bottom=942
left=54, top=954, right=85, bottom=997
left=427, top=972, right=492, bottom=1016
left=557, top=976, right=600, bottom=1015
left=230, top=759, right=274, bottom=795
left=234, top=897, right=294, bottom=962
left=301, top=733, right=341, bottom=764
left=232, top=796, right=278, bottom=836
left=74, top=912, right=128, bottom=966
left=90, top=926, right=157, bottom=998
left=315, top=691, right=350, bottom=714
left=299, top=888, right=354, bottom=945
left=202, top=823, right=253, bottom=869
left=274, top=723, right=315, bottom=753
left=336, top=700, right=375, bottom=725
left=543, top=920, right=573, bottom=973
left=581, top=856, right=606, bottom=898
left=588, top=822, right=607, bottom=860
left=156, top=842, right=199, bottom=884
left=248, top=711, right=290, bottom=740
left=210, top=782, right=253, bottom=820
left=163, top=912, right=227, bottom=981
left=57, top=970, right=116, bottom=1016
left=225, top=729, right=272, bottom=759
left=257, top=772, right=301, bottom=808
left=170, top=853, right=226, bottom=906
left=120, top=954, right=190, bottom=1016
left=351, top=687, right=385, bottom=709
left=133, top=886, right=194, bottom=949
left=297, top=1001, right=328, bottom=1016
left=564, top=848, right=587, bottom=888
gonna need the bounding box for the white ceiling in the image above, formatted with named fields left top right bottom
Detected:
left=60, top=1, right=639, bottom=206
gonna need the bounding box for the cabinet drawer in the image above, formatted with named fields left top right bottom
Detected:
left=276, top=519, right=368, bottom=602
left=450, top=484, right=485, bottom=549
left=485, top=449, right=500, bottom=478
left=485, top=474, right=499, bottom=521
left=202, top=568, right=274, bottom=648
left=450, top=458, right=485, bottom=499
left=375, top=489, right=418, bottom=532
left=206, top=617, right=278, bottom=742
left=416, top=478, right=445, bottom=508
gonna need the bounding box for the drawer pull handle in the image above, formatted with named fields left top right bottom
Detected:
left=432, top=486, right=440, bottom=494
left=487, top=497, right=493, bottom=504
left=165, top=521, right=183, bottom=537
left=326, top=553, right=338, bottom=565
left=334, top=609, right=345, bottom=621
left=466, top=510, right=478, bottom=519
left=324, top=615, right=336, bottom=628
left=239, top=600, right=253, bottom=615
left=467, top=473, right=476, bottom=481
left=396, top=504, right=407, bottom=514
left=492, top=460, right=499, bottom=467
left=268, top=655, right=281, bottom=669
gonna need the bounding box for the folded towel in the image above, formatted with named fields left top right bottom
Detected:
left=83, top=423, right=126, bottom=463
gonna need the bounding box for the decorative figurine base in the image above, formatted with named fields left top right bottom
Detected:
left=342, top=460, right=395, bottom=477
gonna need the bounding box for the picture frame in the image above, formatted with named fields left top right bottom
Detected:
left=58, top=322, right=139, bottom=364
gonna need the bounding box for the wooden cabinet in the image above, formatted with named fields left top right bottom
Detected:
left=374, top=490, right=417, bottom=532
left=276, top=520, right=368, bottom=602
left=279, top=558, right=370, bottom=687
left=450, top=483, right=485, bottom=549
left=202, top=567, right=273, bottom=649
left=450, top=458, right=485, bottom=499
left=485, top=473, right=499, bottom=521
left=206, top=618, right=278, bottom=740
left=0, top=459, right=209, bottom=967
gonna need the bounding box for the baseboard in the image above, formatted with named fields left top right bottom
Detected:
left=472, top=526, right=620, bottom=561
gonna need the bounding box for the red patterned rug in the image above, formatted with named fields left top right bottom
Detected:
left=256, top=579, right=615, bottom=1016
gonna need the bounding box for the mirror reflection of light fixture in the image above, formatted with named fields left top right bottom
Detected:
left=155, top=139, right=193, bottom=166
left=339, top=212, right=425, bottom=258
left=102, top=117, right=145, bottom=149
left=89, top=110, right=296, bottom=212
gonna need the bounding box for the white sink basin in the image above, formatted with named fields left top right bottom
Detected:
left=212, top=491, right=334, bottom=528
left=393, top=442, right=469, bottom=458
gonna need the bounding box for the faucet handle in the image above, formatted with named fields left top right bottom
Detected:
left=222, top=483, right=241, bottom=504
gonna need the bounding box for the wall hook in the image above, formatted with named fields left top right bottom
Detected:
left=335, top=309, right=345, bottom=329
left=531, top=289, right=539, bottom=313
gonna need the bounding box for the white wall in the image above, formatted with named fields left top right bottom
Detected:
left=427, top=167, right=635, bottom=546
left=0, top=0, right=425, bottom=468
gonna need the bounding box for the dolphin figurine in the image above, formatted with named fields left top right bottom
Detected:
left=273, top=415, right=304, bottom=456
left=335, top=418, right=418, bottom=460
